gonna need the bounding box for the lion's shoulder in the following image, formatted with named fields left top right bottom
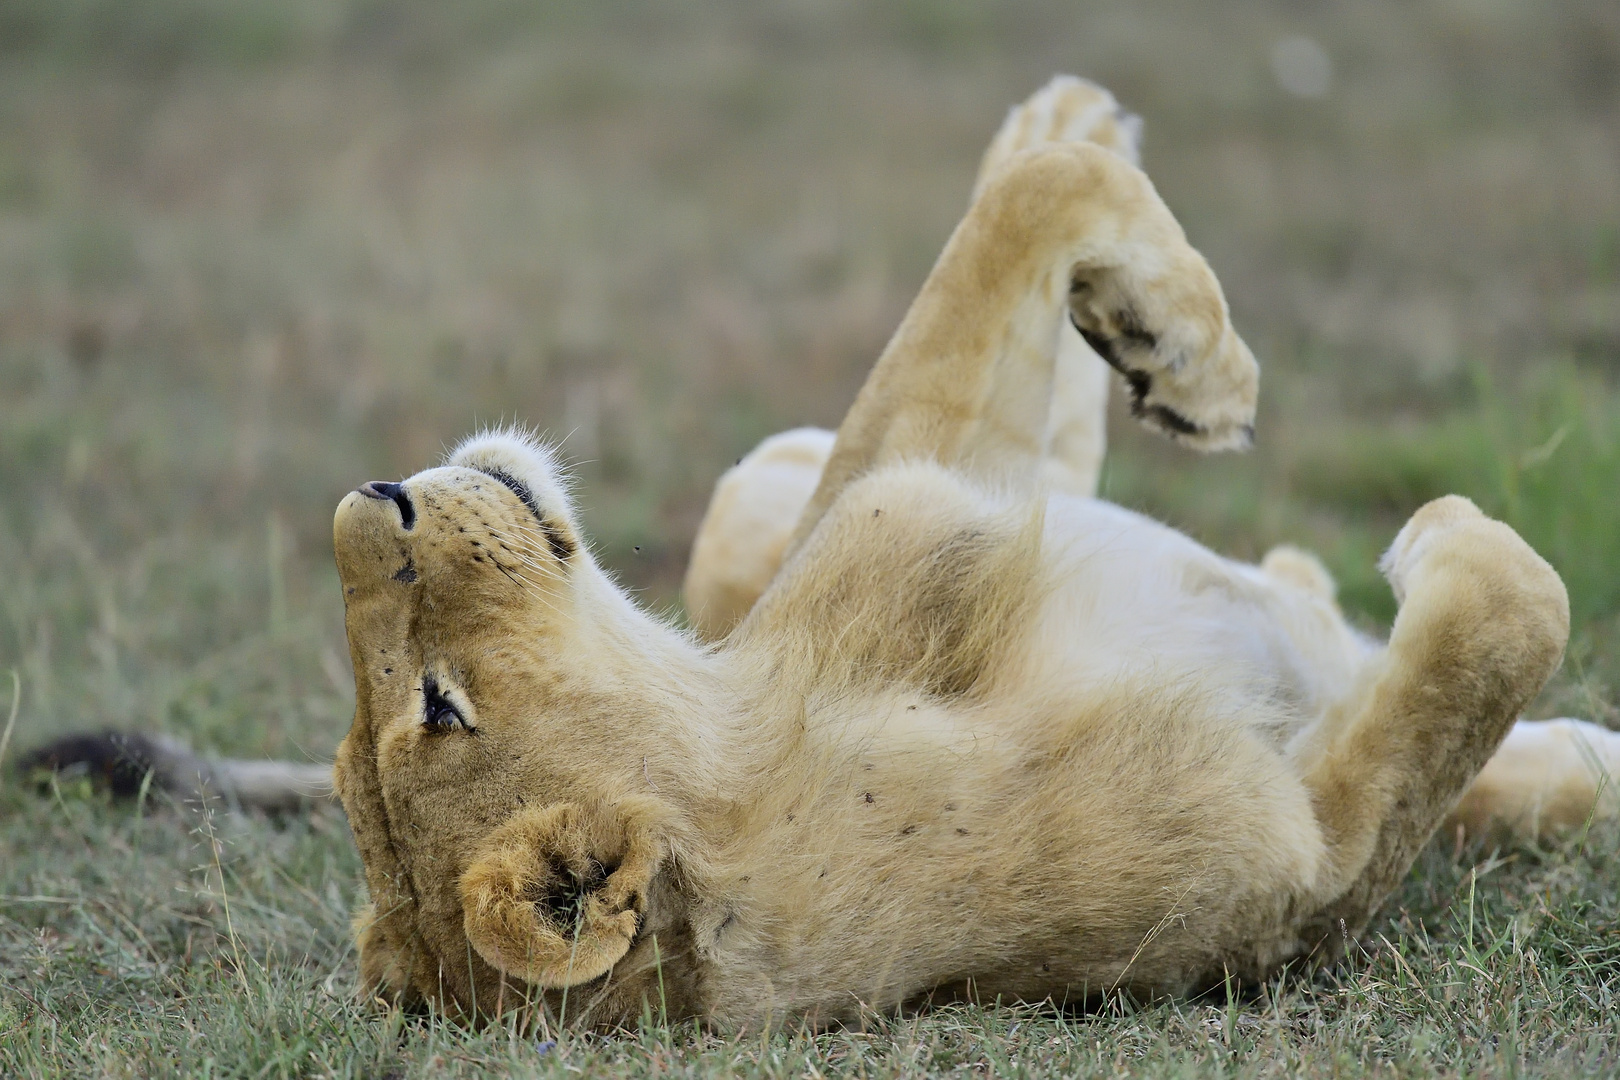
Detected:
left=732, top=462, right=1043, bottom=697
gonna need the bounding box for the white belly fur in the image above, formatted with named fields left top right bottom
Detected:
left=1025, top=495, right=1378, bottom=744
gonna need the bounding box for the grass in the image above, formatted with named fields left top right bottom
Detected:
left=1, top=0, right=1618, bottom=1074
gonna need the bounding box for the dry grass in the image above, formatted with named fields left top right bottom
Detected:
left=1, top=1, right=1617, bottom=1074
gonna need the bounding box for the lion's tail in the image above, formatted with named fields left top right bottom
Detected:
left=15, top=731, right=332, bottom=812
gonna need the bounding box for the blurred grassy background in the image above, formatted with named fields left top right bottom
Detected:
left=1, top=0, right=1616, bottom=760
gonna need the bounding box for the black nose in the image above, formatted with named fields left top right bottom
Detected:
left=358, top=481, right=416, bottom=529
left=359, top=480, right=403, bottom=500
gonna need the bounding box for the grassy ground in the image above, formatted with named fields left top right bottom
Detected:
left=1, top=0, right=1617, bottom=1074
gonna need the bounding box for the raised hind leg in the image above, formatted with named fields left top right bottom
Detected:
left=1245, top=496, right=1569, bottom=971
left=977, top=75, right=1142, bottom=498
left=683, top=78, right=1155, bottom=636
left=786, top=141, right=1258, bottom=554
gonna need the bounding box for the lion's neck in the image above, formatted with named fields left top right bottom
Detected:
left=550, top=564, right=837, bottom=818
left=548, top=565, right=751, bottom=787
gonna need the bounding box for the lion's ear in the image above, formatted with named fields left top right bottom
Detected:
left=459, top=802, right=661, bottom=988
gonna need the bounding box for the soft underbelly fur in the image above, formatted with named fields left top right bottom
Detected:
left=677, top=672, right=1326, bottom=1026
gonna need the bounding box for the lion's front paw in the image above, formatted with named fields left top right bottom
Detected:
left=976, top=75, right=1142, bottom=192
left=460, top=803, right=657, bottom=988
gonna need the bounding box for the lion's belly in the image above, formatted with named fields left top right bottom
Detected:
left=699, top=662, right=1327, bottom=1026
left=698, top=491, right=1358, bottom=1024
left=1023, top=496, right=1372, bottom=736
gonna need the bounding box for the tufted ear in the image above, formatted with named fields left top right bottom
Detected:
left=459, top=802, right=662, bottom=988
left=444, top=428, right=582, bottom=546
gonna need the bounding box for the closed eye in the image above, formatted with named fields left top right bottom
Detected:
left=422, top=678, right=474, bottom=734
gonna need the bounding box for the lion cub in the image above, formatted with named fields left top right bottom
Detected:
left=331, top=97, right=1568, bottom=1027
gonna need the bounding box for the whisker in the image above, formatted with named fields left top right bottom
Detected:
left=488, top=556, right=567, bottom=618
left=490, top=542, right=562, bottom=583
left=483, top=524, right=567, bottom=579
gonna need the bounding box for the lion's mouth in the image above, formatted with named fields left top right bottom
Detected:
left=358, top=480, right=416, bottom=529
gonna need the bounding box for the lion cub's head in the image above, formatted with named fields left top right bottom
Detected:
left=331, top=430, right=677, bottom=1020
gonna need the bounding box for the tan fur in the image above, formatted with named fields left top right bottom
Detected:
left=684, top=77, right=1138, bottom=639
left=331, top=113, right=1569, bottom=1031
left=460, top=798, right=664, bottom=987
left=690, top=447, right=1612, bottom=847
left=980, top=76, right=1140, bottom=501
left=1450, top=719, right=1620, bottom=841
left=684, top=81, right=1608, bottom=845
left=683, top=428, right=836, bottom=639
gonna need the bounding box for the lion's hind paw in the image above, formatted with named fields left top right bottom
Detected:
left=977, top=75, right=1142, bottom=194
left=1378, top=495, right=1487, bottom=604
left=1068, top=258, right=1259, bottom=453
